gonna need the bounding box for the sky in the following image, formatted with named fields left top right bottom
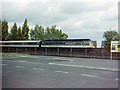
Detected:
left=0, top=0, right=119, bottom=41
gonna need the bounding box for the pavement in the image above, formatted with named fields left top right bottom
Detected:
left=1, top=55, right=119, bottom=88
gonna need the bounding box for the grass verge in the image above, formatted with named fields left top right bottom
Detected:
left=0, top=53, right=29, bottom=56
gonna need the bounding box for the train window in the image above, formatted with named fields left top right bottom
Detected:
left=112, top=45, right=115, bottom=50
left=118, top=45, right=120, bottom=48
left=41, top=41, right=45, bottom=45
left=65, top=42, right=72, bottom=45
left=13, top=43, right=22, bottom=45
left=3, top=43, right=13, bottom=45
left=22, top=42, right=37, bottom=45
left=118, top=45, right=120, bottom=51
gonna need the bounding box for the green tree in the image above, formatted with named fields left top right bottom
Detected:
left=39, top=25, right=45, bottom=40
left=44, top=27, right=51, bottom=40
left=22, top=19, right=29, bottom=40
left=103, top=29, right=120, bottom=51
left=30, top=28, right=35, bottom=40
left=10, top=23, right=18, bottom=40
left=30, top=25, right=45, bottom=40
left=30, top=24, right=68, bottom=40
left=2, top=20, right=9, bottom=41
left=17, top=26, right=22, bottom=40
left=0, top=20, right=2, bottom=41
left=45, top=25, right=68, bottom=40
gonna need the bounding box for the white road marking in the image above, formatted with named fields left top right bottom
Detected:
left=81, top=74, right=98, bottom=78
left=53, top=58, right=73, bottom=61
left=16, top=66, right=24, bottom=68
left=33, top=68, right=44, bottom=71
left=20, top=56, right=28, bottom=57
left=55, top=70, right=69, bottom=74
left=115, top=78, right=118, bottom=80
left=49, top=63, right=119, bottom=72
left=1, top=64, right=8, bottom=66
left=3, top=60, right=45, bottom=65
left=24, top=62, right=44, bottom=65
left=3, top=60, right=18, bottom=62
left=18, top=61, right=26, bottom=62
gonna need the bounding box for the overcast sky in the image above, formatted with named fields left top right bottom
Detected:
left=1, top=0, right=119, bottom=41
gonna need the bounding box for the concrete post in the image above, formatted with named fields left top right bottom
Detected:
left=70, top=48, right=72, bottom=56
left=85, top=48, right=87, bottom=57
left=45, top=48, right=47, bottom=55
left=57, top=48, right=59, bottom=55
left=35, top=47, right=37, bottom=54
left=110, top=52, right=112, bottom=60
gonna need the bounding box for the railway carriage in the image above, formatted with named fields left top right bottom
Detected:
left=40, top=39, right=93, bottom=48
left=0, top=40, right=40, bottom=47
left=0, top=39, right=94, bottom=48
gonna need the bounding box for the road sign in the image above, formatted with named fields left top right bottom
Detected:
left=111, top=41, right=120, bottom=52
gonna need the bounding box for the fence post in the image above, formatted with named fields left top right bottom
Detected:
left=25, top=48, right=27, bottom=53
left=16, top=47, right=18, bottom=53
left=45, top=48, right=47, bottom=55
left=110, top=52, right=112, bottom=60
left=35, top=47, right=37, bottom=54
left=70, top=48, right=72, bottom=56
left=85, top=48, right=87, bottom=57
left=57, top=48, right=59, bottom=55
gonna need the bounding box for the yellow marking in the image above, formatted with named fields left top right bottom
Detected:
left=18, top=61, right=26, bottom=62
left=49, top=63, right=120, bottom=72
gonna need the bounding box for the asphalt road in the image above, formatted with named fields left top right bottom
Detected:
left=1, top=55, right=119, bottom=88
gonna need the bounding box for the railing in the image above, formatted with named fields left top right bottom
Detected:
left=1, top=47, right=120, bottom=60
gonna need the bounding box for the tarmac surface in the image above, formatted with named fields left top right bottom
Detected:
left=1, top=55, right=119, bottom=88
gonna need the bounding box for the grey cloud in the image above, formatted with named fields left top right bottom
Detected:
left=60, top=2, right=112, bottom=15
left=101, top=15, right=118, bottom=21
left=2, top=2, right=69, bottom=25
left=67, top=30, right=104, bottom=41
left=1, top=1, right=118, bottom=41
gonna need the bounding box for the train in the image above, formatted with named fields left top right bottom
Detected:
left=0, top=40, right=40, bottom=47
left=0, top=39, right=94, bottom=48
left=91, top=41, right=97, bottom=48
left=40, top=39, right=93, bottom=48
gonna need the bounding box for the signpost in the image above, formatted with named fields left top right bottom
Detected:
left=111, top=41, right=120, bottom=60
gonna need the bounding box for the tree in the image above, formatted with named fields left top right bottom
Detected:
left=0, top=20, right=2, bottom=41
left=30, top=24, right=68, bottom=40
left=2, top=20, right=9, bottom=41
left=44, top=25, right=68, bottom=40
left=17, top=26, right=22, bottom=40
left=103, top=29, right=120, bottom=51
left=10, top=23, right=18, bottom=40
left=30, top=25, right=45, bottom=40
left=30, top=28, right=35, bottom=40
left=39, top=25, right=45, bottom=40
left=22, top=19, right=29, bottom=40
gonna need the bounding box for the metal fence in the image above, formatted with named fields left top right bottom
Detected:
left=2, top=47, right=120, bottom=60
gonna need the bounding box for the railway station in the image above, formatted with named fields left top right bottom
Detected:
left=0, top=39, right=120, bottom=60
left=1, top=0, right=120, bottom=89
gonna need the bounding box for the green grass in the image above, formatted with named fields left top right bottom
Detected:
left=0, top=53, right=29, bottom=56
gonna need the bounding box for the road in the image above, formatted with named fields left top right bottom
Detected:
left=1, top=55, right=119, bottom=88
